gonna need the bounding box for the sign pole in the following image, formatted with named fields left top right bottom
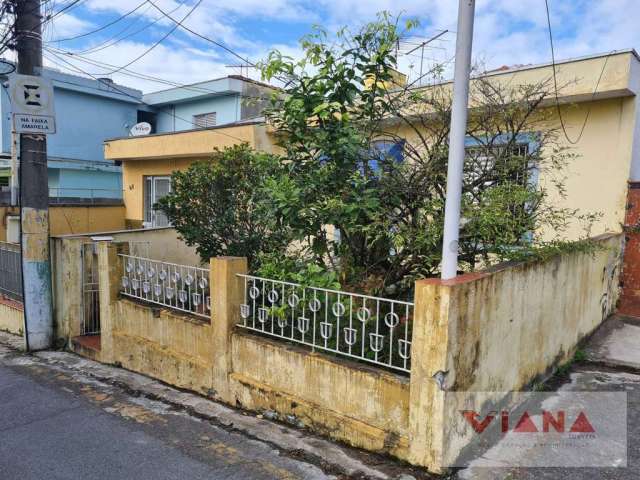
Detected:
left=441, top=0, right=476, bottom=280
left=15, top=0, right=54, bottom=350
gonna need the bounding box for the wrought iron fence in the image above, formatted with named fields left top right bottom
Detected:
left=237, top=274, right=413, bottom=373
left=119, top=254, right=210, bottom=319
left=0, top=241, right=22, bottom=302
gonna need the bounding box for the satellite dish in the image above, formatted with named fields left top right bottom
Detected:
left=130, top=122, right=152, bottom=136
left=0, top=60, right=15, bottom=75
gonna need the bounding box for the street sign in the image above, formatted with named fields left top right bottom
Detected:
left=9, top=74, right=56, bottom=134
left=130, top=122, right=152, bottom=136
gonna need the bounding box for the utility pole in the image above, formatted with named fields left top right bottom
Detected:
left=10, top=131, right=18, bottom=205
left=440, top=0, right=475, bottom=280
left=14, top=0, right=54, bottom=350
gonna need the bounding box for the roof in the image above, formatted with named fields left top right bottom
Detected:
left=142, top=75, right=278, bottom=106
left=0, top=60, right=143, bottom=104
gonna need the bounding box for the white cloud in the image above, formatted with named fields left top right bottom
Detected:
left=43, top=13, right=94, bottom=41
left=45, top=0, right=640, bottom=92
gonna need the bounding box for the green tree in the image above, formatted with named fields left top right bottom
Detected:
left=157, top=144, right=291, bottom=267
left=259, top=14, right=596, bottom=296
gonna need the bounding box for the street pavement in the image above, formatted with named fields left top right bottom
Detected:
left=458, top=315, right=640, bottom=480
left=2, top=313, right=640, bottom=480
left=0, top=333, right=429, bottom=480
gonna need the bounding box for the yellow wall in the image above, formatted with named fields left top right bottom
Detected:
left=108, top=124, right=281, bottom=225
left=411, top=233, right=623, bottom=469
left=89, top=236, right=623, bottom=471
left=105, top=124, right=259, bottom=161
left=111, top=299, right=215, bottom=395
left=122, top=157, right=201, bottom=226
left=389, top=97, right=635, bottom=240
left=0, top=205, right=125, bottom=241
left=0, top=297, right=24, bottom=335
left=230, top=332, right=410, bottom=457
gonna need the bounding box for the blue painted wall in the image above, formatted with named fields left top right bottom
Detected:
left=0, top=68, right=142, bottom=200
left=154, top=94, right=240, bottom=132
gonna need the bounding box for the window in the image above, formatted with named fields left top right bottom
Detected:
left=364, top=139, right=405, bottom=174
left=143, top=176, right=171, bottom=227
left=193, top=112, right=217, bottom=129
left=464, top=142, right=531, bottom=191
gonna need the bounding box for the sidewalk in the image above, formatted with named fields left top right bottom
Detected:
left=0, top=331, right=430, bottom=480
left=458, top=314, right=640, bottom=479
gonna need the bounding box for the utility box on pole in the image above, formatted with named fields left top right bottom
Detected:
left=13, top=0, right=54, bottom=350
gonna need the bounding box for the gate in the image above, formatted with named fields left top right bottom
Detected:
left=81, top=242, right=100, bottom=335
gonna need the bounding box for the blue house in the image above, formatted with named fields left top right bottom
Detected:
left=0, top=67, right=143, bottom=202
left=142, top=75, right=275, bottom=134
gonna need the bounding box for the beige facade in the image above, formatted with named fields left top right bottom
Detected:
left=105, top=50, right=640, bottom=242
left=104, top=123, right=279, bottom=227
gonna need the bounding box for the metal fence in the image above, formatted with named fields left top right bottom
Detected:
left=237, top=274, right=413, bottom=373
left=81, top=243, right=101, bottom=335
left=0, top=241, right=22, bottom=302
left=119, top=254, right=210, bottom=319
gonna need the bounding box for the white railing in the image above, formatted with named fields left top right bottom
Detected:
left=237, top=274, right=413, bottom=373
left=119, top=254, right=210, bottom=319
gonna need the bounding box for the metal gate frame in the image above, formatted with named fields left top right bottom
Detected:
left=80, top=242, right=100, bottom=336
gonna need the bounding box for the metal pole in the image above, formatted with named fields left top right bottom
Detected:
left=15, top=0, right=54, bottom=350
left=441, top=0, right=475, bottom=280
left=10, top=130, right=18, bottom=205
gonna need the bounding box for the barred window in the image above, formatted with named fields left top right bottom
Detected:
left=465, top=143, right=531, bottom=190
left=193, top=112, right=217, bottom=129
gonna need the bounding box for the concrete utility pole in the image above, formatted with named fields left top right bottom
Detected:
left=441, top=0, right=475, bottom=280
left=14, top=0, right=54, bottom=350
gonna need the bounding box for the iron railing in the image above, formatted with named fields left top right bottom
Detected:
left=237, top=274, right=413, bottom=373
left=0, top=241, right=22, bottom=302
left=119, top=254, right=210, bottom=319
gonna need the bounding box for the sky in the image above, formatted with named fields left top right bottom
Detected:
left=33, top=0, right=640, bottom=93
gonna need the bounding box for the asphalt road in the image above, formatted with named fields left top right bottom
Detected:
left=0, top=355, right=329, bottom=480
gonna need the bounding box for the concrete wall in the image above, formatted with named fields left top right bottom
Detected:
left=0, top=296, right=23, bottom=336
left=409, top=233, right=624, bottom=469
left=155, top=95, right=240, bottom=132
left=92, top=234, right=623, bottom=472
left=112, top=299, right=214, bottom=394
left=87, top=227, right=200, bottom=265
left=0, top=205, right=125, bottom=242
left=230, top=332, right=410, bottom=457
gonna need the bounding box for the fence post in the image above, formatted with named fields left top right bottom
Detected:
left=97, top=240, right=128, bottom=364
left=407, top=278, right=453, bottom=472
left=209, top=256, right=248, bottom=403
left=54, top=237, right=84, bottom=340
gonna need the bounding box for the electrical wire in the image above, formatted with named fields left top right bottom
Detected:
left=46, top=45, right=278, bottom=102
left=544, top=0, right=613, bottom=145
left=61, top=1, right=179, bottom=55
left=49, top=0, right=149, bottom=43
left=91, top=0, right=203, bottom=76
left=146, top=0, right=252, bottom=67
left=44, top=47, right=252, bottom=143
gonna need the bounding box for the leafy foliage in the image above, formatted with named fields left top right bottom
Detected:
left=163, top=14, right=598, bottom=299
left=257, top=13, right=597, bottom=296
left=157, top=144, right=290, bottom=267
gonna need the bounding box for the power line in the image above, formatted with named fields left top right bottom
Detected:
left=146, top=0, right=252, bottom=67
left=62, top=1, right=180, bottom=55
left=544, top=0, right=613, bottom=145
left=92, top=0, right=203, bottom=75
left=44, top=47, right=253, bottom=143
left=49, top=0, right=149, bottom=42
left=45, top=46, right=278, bottom=103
